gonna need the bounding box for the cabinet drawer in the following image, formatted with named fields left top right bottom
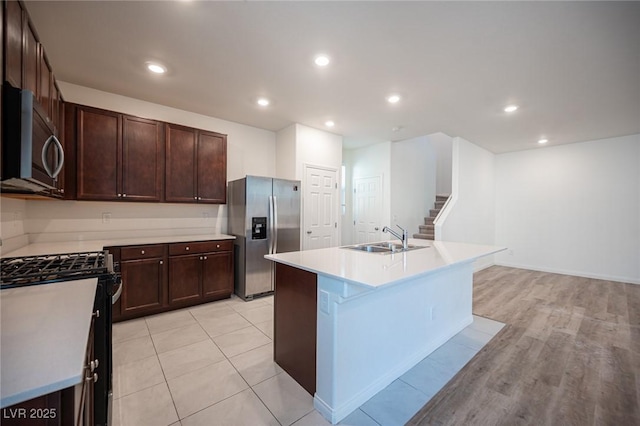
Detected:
left=169, top=240, right=233, bottom=256
left=121, top=244, right=165, bottom=260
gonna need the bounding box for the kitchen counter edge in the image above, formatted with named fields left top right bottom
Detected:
left=1, top=234, right=236, bottom=258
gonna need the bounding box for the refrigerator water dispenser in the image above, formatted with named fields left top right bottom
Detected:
left=252, top=217, right=267, bottom=240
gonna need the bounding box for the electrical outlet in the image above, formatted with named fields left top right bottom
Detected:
left=320, top=290, right=330, bottom=314
left=102, top=212, right=112, bottom=224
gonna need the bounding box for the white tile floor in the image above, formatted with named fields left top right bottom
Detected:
left=111, top=295, right=504, bottom=426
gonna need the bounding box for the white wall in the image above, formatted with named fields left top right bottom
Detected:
left=495, top=134, right=640, bottom=284
left=439, top=137, right=496, bottom=270
left=431, top=132, right=453, bottom=195
left=0, top=198, right=28, bottom=255
left=295, top=124, right=343, bottom=179
left=0, top=83, right=277, bottom=246
left=390, top=136, right=436, bottom=236
left=276, top=124, right=297, bottom=180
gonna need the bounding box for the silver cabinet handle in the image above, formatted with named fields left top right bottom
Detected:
left=185, top=246, right=190, bottom=251
left=41, top=135, right=65, bottom=179
left=117, top=193, right=122, bottom=198
left=123, top=194, right=127, bottom=197
left=141, top=250, right=145, bottom=255
left=216, top=244, right=220, bottom=248
left=90, top=359, right=99, bottom=372
left=194, top=196, right=197, bottom=200
left=204, top=256, right=207, bottom=260
left=159, top=260, right=163, bottom=265
left=86, top=373, right=98, bottom=383
left=198, top=196, right=202, bottom=200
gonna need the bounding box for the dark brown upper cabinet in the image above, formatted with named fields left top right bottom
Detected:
left=76, top=106, right=120, bottom=200
left=4, top=0, right=23, bottom=88
left=165, top=123, right=227, bottom=204
left=76, top=106, right=164, bottom=202
left=3, top=0, right=63, bottom=135
left=122, top=115, right=164, bottom=201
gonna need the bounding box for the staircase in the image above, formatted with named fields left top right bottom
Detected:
left=413, top=194, right=449, bottom=240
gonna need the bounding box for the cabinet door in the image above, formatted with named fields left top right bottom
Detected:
left=121, top=258, right=165, bottom=316
left=38, top=48, right=52, bottom=118
left=202, top=251, right=233, bottom=300
left=4, top=0, right=23, bottom=88
left=52, top=81, right=62, bottom=135
left=122, top=116, right=163, bottom=201
left=76, top=107, right=121, bottom=200
left=165, top=124, right=197, bottom=202
left=168, top=255, right=202, bottom=305
left=197, top=131, right=227, bottom=203
left=23, top=20, right=38, bottom=95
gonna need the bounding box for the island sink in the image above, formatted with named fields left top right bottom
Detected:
left=340, top=242, right=427, bottom=254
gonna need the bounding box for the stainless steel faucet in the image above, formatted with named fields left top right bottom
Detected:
left=382, top=225, right=409, bottom=249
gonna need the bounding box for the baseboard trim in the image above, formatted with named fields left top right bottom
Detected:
left=494, top=261, right=640, bottom=285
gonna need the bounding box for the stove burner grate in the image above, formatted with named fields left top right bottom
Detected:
left=1, top=250, right=111, bottom=289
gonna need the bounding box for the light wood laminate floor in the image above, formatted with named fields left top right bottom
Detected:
left=409, top=266, right=640, bottom=426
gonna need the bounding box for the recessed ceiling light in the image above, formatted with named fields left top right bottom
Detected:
left=504, top=105, right=518, bottom=113
left=256, top=98, right=270, bottom=107
left=314, top=55, right=330, bottom=67
left=387, top=95, right=401, bottom=104
left=146, top=62, right=167, bottom=74
left=325, top=120, right=335, bottom=127
left=538, top=138, right=548, bottom=144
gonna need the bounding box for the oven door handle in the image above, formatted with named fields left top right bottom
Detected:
left=112, top=282, right=123, bottom=305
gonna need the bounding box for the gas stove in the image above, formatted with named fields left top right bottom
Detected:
left=0, top=250, right=115, bottom=289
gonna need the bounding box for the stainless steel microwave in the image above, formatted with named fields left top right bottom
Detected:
left=1, top=83, right=64, bottom=194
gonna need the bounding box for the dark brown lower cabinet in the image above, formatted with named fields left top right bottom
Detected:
left=111, top=240, right=233, bottom=322
left=168, top=241, right=234, bottom=307
left=168, top=254, right=202, bottom=306
left=111, top=244, right=168, bottom=321
left=202, top=251, right=233, bottom=300
left=120, top=257, right=166, bottom=317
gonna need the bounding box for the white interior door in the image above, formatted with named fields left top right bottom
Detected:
left=304, top=166, right=338, bottom=250
left=354, top=176, right=382, bottom=244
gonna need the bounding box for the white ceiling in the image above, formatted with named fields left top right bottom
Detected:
left=24, top=1, right=640, bottom=153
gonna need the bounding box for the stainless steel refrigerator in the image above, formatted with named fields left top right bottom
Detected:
left=228, top=176, right=301, bottom=300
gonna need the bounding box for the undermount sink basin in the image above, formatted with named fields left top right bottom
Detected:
left=340, top=242, right=428, bottom=254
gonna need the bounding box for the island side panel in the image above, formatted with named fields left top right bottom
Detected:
left=273, top=263, right=318, bottom=395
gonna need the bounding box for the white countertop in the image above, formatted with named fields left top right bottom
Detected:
left=2, top=234, right=235, bottom=258
left=265, top=239, right=506, bottom=288
left=0, top=278, right=98, bottom=408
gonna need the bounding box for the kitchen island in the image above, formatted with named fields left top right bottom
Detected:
left=265, top=239, right=505, bottom=424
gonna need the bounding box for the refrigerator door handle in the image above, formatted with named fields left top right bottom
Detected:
left=268, top=195, right=275, bottom=254
left=273, top=195, right=278, bottom=253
